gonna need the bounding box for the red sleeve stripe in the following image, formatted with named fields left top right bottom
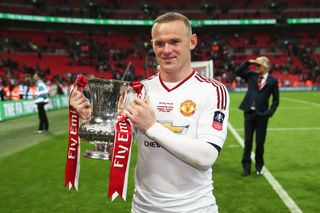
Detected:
left=194, top=74, right=221, bottom=109
left=213, top=80, right=227, bottom=110
left=220, top=83, right=228, bottom=110
left=211, top=80, right=227, bottom=110
left=195, top=73, right=228, bottom=110
left=222, top=84, right=228, bottom=110
left=218, top=82, right=228, bottom=110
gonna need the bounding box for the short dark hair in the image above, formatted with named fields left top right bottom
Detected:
left=153, top=12, right=192, bottom=36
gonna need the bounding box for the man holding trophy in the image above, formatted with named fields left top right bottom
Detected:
left=70, top=12, right=229, bottom=213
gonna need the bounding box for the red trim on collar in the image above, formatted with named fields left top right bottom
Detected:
left=159, top=70, right=195, bottom=92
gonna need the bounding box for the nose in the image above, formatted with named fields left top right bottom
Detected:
left=163, top=43, right=172, bottom=54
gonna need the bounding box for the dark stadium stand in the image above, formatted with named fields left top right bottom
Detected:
left=1, top=31, right=319, bottom=84
left=1, top=0, right=320, bottom=19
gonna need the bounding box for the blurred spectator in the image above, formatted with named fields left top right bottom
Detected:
left=33, top=72, right=49, bottom=134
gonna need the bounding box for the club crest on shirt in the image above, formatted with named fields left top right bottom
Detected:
left=212, top=111, right=225, bottom=131
left=179, top=100, right=196, bottom=117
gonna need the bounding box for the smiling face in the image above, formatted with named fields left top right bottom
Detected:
left=151, top=19, right=197, bottom=81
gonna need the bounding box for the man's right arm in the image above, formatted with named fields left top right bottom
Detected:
left=236, top=60, right=251, bottom=79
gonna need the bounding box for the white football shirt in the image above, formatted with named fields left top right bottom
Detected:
left=132, top=70, right=229, bottom=213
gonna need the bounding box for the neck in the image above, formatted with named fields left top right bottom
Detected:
left=160, top=65, right=193, bottom=82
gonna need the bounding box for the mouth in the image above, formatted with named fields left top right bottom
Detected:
left=162, top=57, right=175, bottom=63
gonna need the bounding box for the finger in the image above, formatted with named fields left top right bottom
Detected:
left=118, top=95, right=125, bottom=109
left=75, top=100, right=91, bottom=113
left=125, top=104, right=136, bottom=115
left=144, top=96, right=150, bottom=105
left=71, top=90, right=81, bottom=98
left=123, top=109, right=132, bottom=119
left=71, top=94, right=86, bottom=105
left=82, top=101, right=91, bottom=109
left=118, top=94, right=124, bottom=105
left=74, top=92, right=83, bottom=99
left=73, top=98, right=85, bottom=106
left=80, top=97, right=89, bottom=104
left=80, top=109, right=91, bottom=120
left=133, top=97, right=144, bottom=106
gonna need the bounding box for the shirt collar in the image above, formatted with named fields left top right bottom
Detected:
left=260, top=72, right=268, bottom=80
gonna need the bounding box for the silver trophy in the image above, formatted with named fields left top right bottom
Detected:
left=78, top=78, right=145, bottom=160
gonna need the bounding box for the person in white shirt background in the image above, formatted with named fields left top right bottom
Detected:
left=33, top=72, right=49, bottom=134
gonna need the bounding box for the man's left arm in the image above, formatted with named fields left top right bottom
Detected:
left=146, top=87, right=230, bottom=171
left=146, top=123, right=220, bottom=171
left=268, top=78, right=280, bottom=117
left=125, top=91, right=229, bottom=171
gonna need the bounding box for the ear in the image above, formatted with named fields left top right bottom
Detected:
left=190, top=34, right=197, bottom=50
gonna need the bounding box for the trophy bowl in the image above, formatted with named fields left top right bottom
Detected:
left=78, top=78, right=142, bottom=160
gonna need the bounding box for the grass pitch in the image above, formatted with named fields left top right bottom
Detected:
left=0, top=91, right=319, bottom=212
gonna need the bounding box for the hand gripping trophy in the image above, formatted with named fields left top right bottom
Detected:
left=65, top=75, right=146, bottom=200
left=79, top=78, right=141, bottom=160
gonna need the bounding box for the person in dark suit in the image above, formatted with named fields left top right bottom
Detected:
left=236, top=56, right=279, bottom=176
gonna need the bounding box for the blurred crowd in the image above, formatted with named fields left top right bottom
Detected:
left=0, top=61, right=71, bottom=101
left=1, top=29, right=320, bottom=101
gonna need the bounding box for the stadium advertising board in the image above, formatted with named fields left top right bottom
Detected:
left=0, top=95, right=69, bottom=121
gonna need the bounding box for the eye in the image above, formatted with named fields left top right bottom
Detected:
left=169, top=39, right=180, bottom=46
left=154, top=41, right=164, bottom=48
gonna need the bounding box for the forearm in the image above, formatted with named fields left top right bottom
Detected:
left=236, top=61, right=250, bottom=78
left=146, top=122, right=219, bottom=171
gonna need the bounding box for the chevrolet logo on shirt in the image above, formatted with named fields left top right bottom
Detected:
left=158, top=121, right=189, bottom=134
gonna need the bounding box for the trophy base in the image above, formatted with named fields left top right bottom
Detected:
left=83, top=150, right=111, bottom=160
left=82, top=140, right=113, bottom=160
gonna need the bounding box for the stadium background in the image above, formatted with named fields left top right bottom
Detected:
left=0, top=0, right=319, bottom=212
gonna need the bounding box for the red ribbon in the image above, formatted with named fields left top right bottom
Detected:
left=130, top=81, right=144, bottom=96
left=65, top=75, right=88, bottom=190
left=65, top=104, right=81, bottom=190
left=108, top=81, right=144, bottom=201
left=108, top=117, right=133, bottom=201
